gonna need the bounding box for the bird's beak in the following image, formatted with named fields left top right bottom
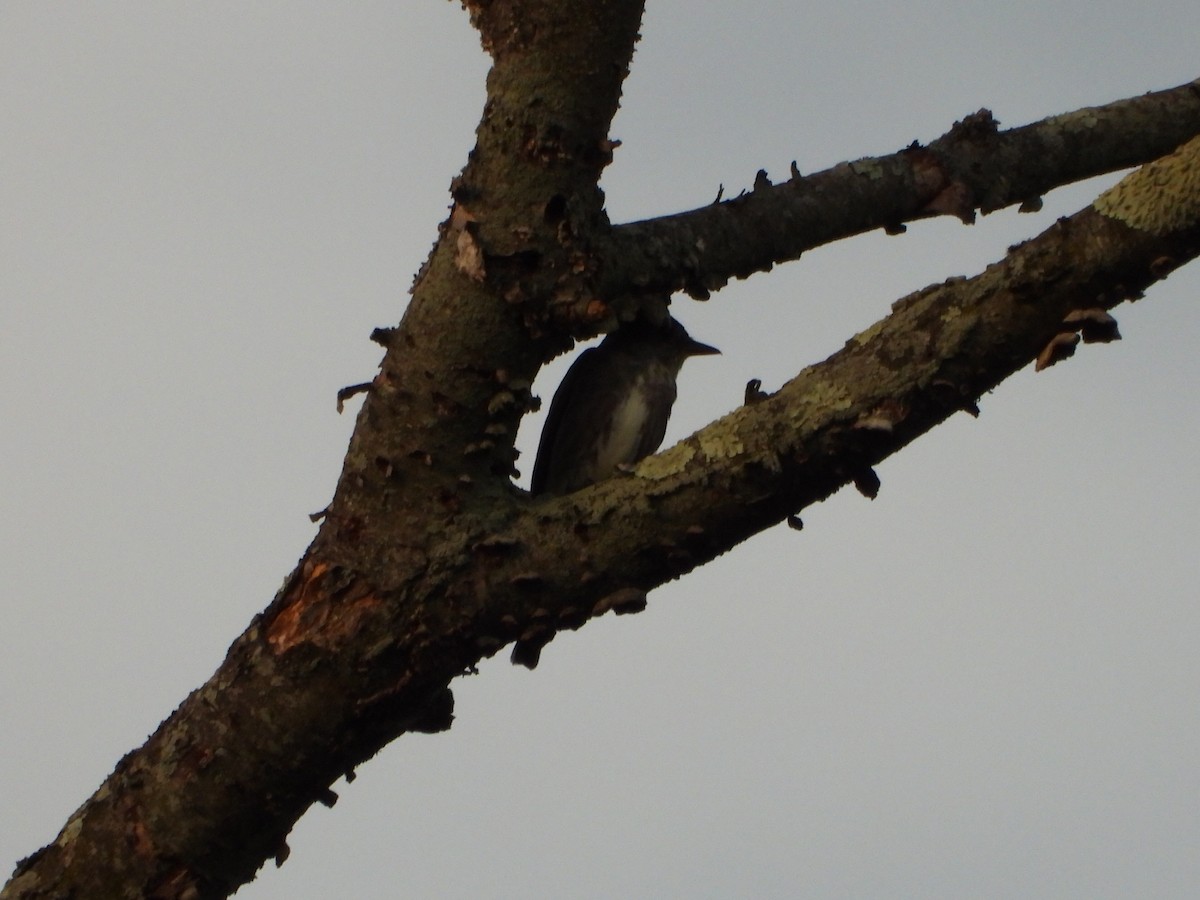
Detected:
left=684, top=338, right=720, bottom=357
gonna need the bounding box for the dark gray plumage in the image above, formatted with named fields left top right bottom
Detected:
left=530, top=317, right=719, bottom=496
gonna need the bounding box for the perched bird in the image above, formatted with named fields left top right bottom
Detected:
left=530, top=316, right=719, bottom=496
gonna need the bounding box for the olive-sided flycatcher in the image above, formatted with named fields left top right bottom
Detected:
left=530, top=316, right=719, bottom=496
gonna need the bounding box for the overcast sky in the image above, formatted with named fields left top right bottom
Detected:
left=4, top=3, right=1200, bottom=898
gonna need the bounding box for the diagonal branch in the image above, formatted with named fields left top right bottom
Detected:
left=484, top=133, right=1200, bottom=663
left=600, top=78, right=1200, bottom=301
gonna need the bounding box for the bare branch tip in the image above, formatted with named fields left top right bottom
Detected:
left=336, top=382, right=372, bottom=414
left=853, top=468, right=881, bottom=499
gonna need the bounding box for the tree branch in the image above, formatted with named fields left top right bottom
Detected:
left=473, top=133, right=1200, bottom=660
left=10, top=115, right=1198, bottom=900
left=7, top=2, right=1199, bottom=893
left=601, top=78, right=1200, bottom=300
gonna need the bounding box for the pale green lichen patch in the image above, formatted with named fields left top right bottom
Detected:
left=933, top=302, right=979, bottom=355
left=940, top=305, right=964, bottom=325
left=796, top=377, right=854, bottom=417
left=636, top=441, right=697, bottom=481
left=850, top=317, right=889, bottom=347
left=1045, top=108, right=1099, bottom=134
left=849, top=157, right=887, bottom=180
left=1095, top=135, right=1200, bottom=235
left=639, top=404, right=757, bottom=481
left=697, top=426, right=746, bottom=461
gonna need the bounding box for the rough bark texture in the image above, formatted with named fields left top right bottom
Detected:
left=5, top=3, right=1199, bottom=897
left=603, top=80, right=1200, bottom=300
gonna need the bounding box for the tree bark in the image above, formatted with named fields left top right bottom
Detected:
left=5, top=3, right=1199, bottom=897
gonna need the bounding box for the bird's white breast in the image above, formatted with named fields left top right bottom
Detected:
left=593, top=383, right=651, bottom=476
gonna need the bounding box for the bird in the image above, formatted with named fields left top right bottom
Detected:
left=530, top=316, right=719, bottom=496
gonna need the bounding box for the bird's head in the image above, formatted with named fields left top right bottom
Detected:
left=607, top=316, right=720, bottom=367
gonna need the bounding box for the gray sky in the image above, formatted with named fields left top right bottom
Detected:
left=4, top=3, right=1199, bottom=898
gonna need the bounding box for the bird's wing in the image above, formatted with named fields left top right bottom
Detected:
left=530, top=346, right=601, bottom=495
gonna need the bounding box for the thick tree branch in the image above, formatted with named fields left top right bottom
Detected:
left=8, top=0, right=1199, bottom=892
left=601, top=78, right=1200, bottom=300
left=5, top=2, right=651, bottom=897
left=9, top=101, right=1198, bottom=898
